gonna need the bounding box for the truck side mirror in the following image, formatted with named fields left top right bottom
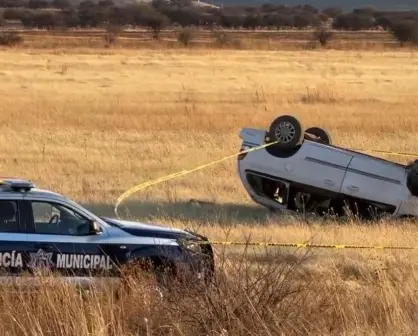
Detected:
left=90, top=221, right=102, bottom=234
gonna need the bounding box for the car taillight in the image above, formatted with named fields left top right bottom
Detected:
left=238, top=145, right=250, bottom=161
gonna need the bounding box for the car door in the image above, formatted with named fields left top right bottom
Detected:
left=341, top=154, right=407, bottom=208
left=20, top=199, right=116, bottom=278
left=287, top=143, right=354, bottom=194
left=0, top=198, right=31, bottom=278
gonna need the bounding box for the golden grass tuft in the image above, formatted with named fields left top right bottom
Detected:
left=0, top=45, right=418, bottom=334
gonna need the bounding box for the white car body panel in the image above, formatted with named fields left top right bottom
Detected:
left=238, top=128, right=418, bottom=218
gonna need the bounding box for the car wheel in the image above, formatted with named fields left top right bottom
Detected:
left=267, top=115, right=304, bottom=150
left=407, top=159, right=418, bottom=197
left=305, top=127, right=332, bottom=145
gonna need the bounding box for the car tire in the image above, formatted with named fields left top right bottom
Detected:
left=305, top=127, right=332, bottom=145
left=407, top=159, right=418, bottom=197
left=267, top=115, right=304, bottom=150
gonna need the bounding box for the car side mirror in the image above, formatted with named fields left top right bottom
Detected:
left=90, top=221, right=102, bottom=235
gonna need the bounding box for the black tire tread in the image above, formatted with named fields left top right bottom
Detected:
left=267, top=115, right=304, bottom=150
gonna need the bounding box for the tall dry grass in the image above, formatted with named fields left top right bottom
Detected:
left=0, top=47, right=418, bottom=334
left=0, top=244, right=417, bottom=335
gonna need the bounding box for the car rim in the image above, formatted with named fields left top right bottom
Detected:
left=275, top=121, right=296, bottom=143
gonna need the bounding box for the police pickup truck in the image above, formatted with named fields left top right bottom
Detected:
left=0, top=178, right=214, bottom=287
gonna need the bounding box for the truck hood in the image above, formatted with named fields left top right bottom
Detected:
left=100, top=217, right=197, bottom=240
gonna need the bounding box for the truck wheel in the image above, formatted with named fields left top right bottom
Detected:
left=267, top=115, right=304, bottom=150
left=407, top=160, right=418, bottom=197
left=305, top=127, right=332, bottom=145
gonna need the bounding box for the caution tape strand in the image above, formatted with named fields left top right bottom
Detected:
left=113, top=140, right=279, bottom=217
left=113, top=139, right=418, bottom=218
left=201, top=241, right=418, bottom=250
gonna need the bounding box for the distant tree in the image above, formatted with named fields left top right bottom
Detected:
left=20, top=12, right=36, bottom=28
left=389, top=21, right=418, bottom=46
left=78, top=0, right=96, bottom=10
left=28, top=0, right=49, bottom=9
left=51, top=0, right=71, bottom=9
left=375, top=16, right=392, bottom=30
left=98, top=0, right=114, bottom=7
left=3, top=8, right=29, bottom=21
left=261, top=14, right=279, bottom=27
left=169, top=0, right=192, bottom=8
left=300, top=4, right=318, bottom=14
left=144, top=11, right=169, bottom=39
left=322, top=7, right=342, bottom=18
left=318, top=13, right=329, bottom=23
left=78, top=3, right=108, bottom=28
left=0, top=0, right=28, bottom=8
left=31, top=11, right=64, bottom=29
left=165, top=7, right=202, bottom=27
left=62, top=9, right=80, bottom=28
left=260, top=4, right=276, bottom=13
left=220, top=12, right=245, bottom=29
left=293, top=13, right=316, bottom=29
left=107, top=6, right=130, bottom=26
left=353, top=6, right=376, bottom=16
left=243, top=14, right=260, bottom=30
left=151, top=0, right=167, bottom=11
left=332, top=13, right=375, bottom=31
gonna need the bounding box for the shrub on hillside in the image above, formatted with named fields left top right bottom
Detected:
left=321, top=7, right=343, bottom=18
left=28, top=0, right=50, bottom=9
left=143, top=11, right=169, bottom=40
left=332, top=13, right=375, bottom=31
left=0, top=32, right=24, bottom=47
left=0, top=0, right=28, bottom=7
left=177, top=27, right=194, bottom=46
left=103, top=24, right=121, bottom=47
left=3, top=8, right=29, bottom=21
left=389, top=21, right=418, bottom=46
left=51, top=0, right=71, bottom=9
left=21, top=11, right=64, bottom=29
left=212, top=30, right=241, bottom=48
left=375, top=16, right=393, bottom=30
left=313, top=25, right=334, bottom=46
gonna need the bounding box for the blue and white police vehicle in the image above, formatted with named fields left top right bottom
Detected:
left=0, top=178, right=214, bottom=287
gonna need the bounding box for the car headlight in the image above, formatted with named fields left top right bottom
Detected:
left=178, top=238, right=203, bottom=254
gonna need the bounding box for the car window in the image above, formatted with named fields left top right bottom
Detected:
left=31, top=201, right=91, bottom=236
left=0, top=200, right=19, bottom=233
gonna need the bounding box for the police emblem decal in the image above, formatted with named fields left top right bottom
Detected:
left=27, top=249, right=55, bottom=269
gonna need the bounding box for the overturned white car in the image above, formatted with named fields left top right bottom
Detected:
left=237, top=115, right=418, bottom=219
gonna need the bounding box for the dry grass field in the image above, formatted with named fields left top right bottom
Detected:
left=1, top=44, right=418, bottom=335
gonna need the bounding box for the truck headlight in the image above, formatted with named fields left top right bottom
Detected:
left=178, top=238, right=202, bottom=254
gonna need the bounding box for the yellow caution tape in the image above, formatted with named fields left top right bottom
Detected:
left=200, top=241, right=418, bottom=250
left=113, top=136, right=418, bottom=218
left=113, top=140, right=279, bottom=217
left=351, top=148, right=418, bottom=158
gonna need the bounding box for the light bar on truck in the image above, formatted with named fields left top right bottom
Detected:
left=0, top=178, right=35, bottom=192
